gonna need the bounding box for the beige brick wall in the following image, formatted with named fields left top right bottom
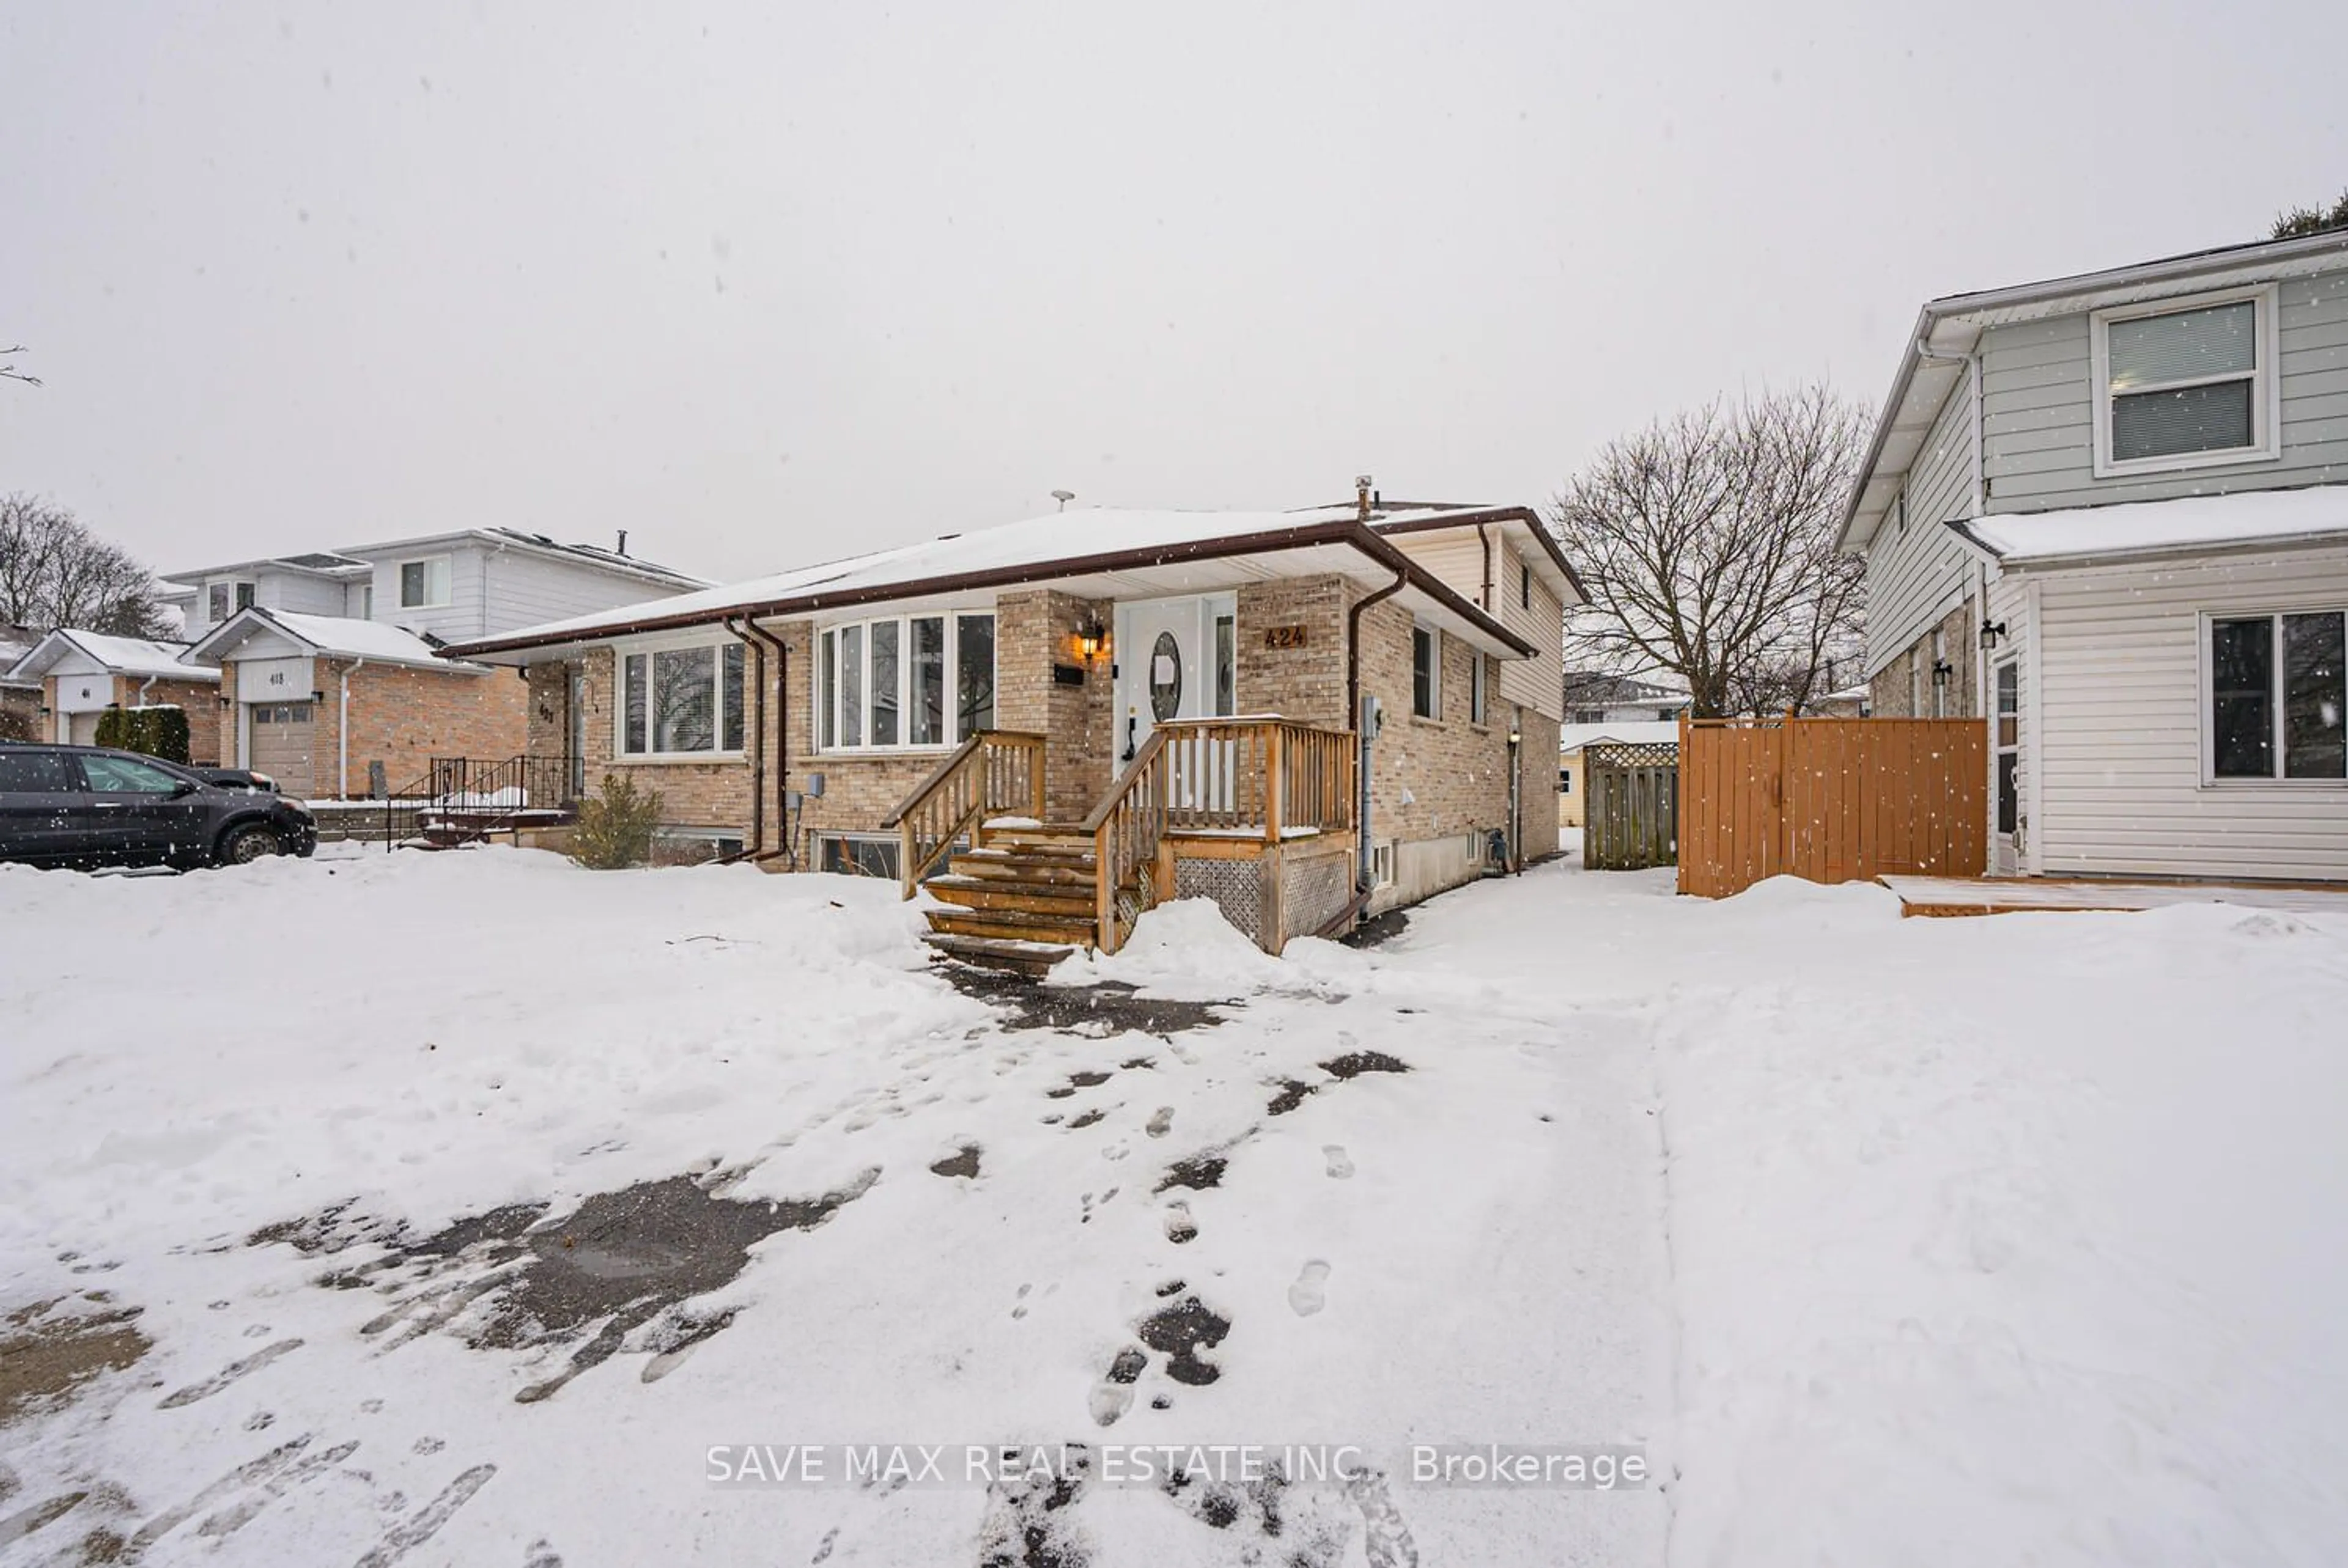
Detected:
left=1870, top=598, right=1980, bottom=720
left=995, top=589, right=1114, bottom=820
left=1236, top=576, right=1349, bottom=727
left=300, top=660, right=530, bottom=797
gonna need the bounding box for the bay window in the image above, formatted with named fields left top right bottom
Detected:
left=2209, top=612, right=2346, bottom=782
left=620, top=640, right=745, bottom=757
left=817, top=611, right=995, bottom=752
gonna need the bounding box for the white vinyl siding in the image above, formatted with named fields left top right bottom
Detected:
left=1979, top=268, right=2348, bottom=513
left=2026, top=543, right=2348, bottom=880
left=1864, top=372, right=1977, bottom=677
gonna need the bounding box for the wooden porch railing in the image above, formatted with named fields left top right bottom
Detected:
left=879, top=729, right=1047, bottom=897
left=1082, top=718, right=1356, bottom=953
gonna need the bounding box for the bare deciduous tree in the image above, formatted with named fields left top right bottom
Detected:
left=0, top=495, right=176, bottom=638
left=1545, top=386, right=1870, bottom=719
left=0, top=344, right=38, bottom=387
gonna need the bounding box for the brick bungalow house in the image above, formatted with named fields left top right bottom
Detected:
left=6, top=631, right=224, bottom=762
left=441, top=493, right=1577, bottom=963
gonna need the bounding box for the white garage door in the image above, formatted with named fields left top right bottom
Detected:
left=68, top=711, right=101, bottom=745
left=248, top=702, right=317, bottom=797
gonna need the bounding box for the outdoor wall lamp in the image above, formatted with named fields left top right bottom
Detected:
left=1075, top=616, right=1110, bottom=664
left=1930, top=659, right=1954, bottom=688
left=37, top=705, right=50, bottom=717
left=217, top=696, right=233, bottom=709
left=1979, top=618, right=2007, bottom=650
left=310, top=690, right=327, bottom=705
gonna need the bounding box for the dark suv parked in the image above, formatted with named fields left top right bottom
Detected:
left=0, top=743, right=317, bottom=870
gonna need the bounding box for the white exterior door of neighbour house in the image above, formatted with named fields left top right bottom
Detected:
left=1112, top=594, right=1236, bottom=770
left=1992, top=660, right=2021, bottom=876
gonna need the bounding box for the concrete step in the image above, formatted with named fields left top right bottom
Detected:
left=921, top=933, right=1076, bottom=978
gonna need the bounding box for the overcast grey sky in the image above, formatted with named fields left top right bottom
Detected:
left=2, top=1, right=2341, bottom=583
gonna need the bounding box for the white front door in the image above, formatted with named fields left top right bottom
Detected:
left=1113, top=594, right=1235, bottom=768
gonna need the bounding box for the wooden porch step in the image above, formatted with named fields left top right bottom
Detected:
left=981, top=825, right=1095, bottom=850
left=925, top=875, right=1098, bottom=916
left=921, top=933, right=1076, bottom=977
left=953, top=850, right=1099, bottom=885
left=925, top=907, right=1100, bottom=946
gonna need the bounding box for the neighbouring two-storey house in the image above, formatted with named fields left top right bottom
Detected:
left=6, top=529, right=704, bottom=797
left=1845, top=227, right=2348, bottom=881
left=440, top=491, right=1576, bottom=963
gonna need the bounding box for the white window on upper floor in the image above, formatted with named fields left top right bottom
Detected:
left=619, top=638, right=745, bottom=758
left=399, top=555, right=454, bottom=609
left=206, top=580, right=254, bottom=624
left=2091, top=285, right=2280, bottom=477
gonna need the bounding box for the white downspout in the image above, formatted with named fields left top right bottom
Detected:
left=339, top=657, right=366, bottom=800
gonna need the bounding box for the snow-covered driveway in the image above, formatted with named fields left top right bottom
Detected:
left=0, top=851, right=1671, bottom=1566
left=6, top=847, right=2347, bottom=1566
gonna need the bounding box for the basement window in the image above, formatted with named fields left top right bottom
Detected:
left=818, top=834, right=901, bottom=880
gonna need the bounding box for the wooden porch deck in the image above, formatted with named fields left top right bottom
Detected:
left=1881, top=874, right=2348, bottom=919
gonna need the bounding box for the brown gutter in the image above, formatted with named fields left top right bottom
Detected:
left=438, top=519, right=1535, bottom=663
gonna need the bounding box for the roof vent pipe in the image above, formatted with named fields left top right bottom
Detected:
left=1356, top=474, right=1374, bottom=521
left=616, top=529, right=629, bottom=557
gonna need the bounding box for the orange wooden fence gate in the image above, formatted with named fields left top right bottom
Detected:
left=1677, top=717, right=1987, bottom=899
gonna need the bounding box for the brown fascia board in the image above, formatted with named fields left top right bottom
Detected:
left=1367, top=504, right=1589, bottom=603
left=438, top=520, right=1537, bottom=661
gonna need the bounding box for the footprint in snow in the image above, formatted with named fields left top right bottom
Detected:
left=1164, top=1202, right=1197, bottom=1245
left=1089, top=1347, right=1148, bottom=1427
left=1323, top=1146, right=1354, bottom=1179
left=1288, top=1261, right=1331, bottom=1317
left=1145, top=1107, right=1173, bottom=1138
left=158, top=1339, right=305, bottom=1409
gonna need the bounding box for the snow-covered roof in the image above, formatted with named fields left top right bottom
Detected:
left=442, top=503, right=1548, bottom=662
left=1560, top=720, right=1683, bottom=752
left=186, top=608, right=473, bottom=671
left=5, top=629, right=218, bottom=683
left=1953, top=485, right=2348, bottom=569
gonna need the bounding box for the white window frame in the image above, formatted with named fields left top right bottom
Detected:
left=1469, top=650, right=1490, bottom=726
left=614, top=631, right=747, bottom=762
left=2198, top=606, right=2348, bottom=788
left=1411, top=622, right=1442, bottom=721
left=2090, top=284, right=2281, bottom=479
left=812, top=608, right=996, bottom=756
left=397, top=554, right=454, bottom=609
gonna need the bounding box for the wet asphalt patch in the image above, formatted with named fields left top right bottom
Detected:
left=939, top=969, right=1233, bottom=1036
left=254, top=1168, right=877, bottom=1401
left=0, top=1299, right=152, bottom=1429
left=1136, top=1295, right=1231, bottom=1386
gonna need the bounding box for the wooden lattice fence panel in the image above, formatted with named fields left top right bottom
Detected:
left=1584, top=740, right=1680, bottom=870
